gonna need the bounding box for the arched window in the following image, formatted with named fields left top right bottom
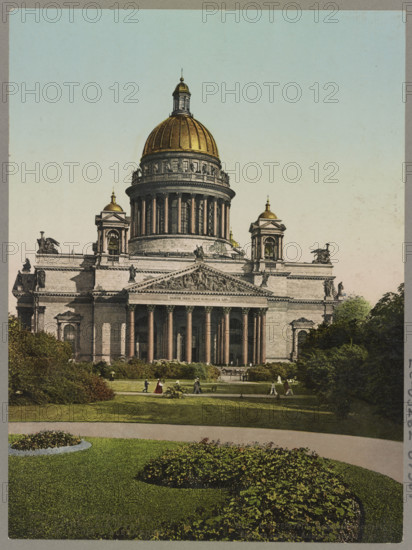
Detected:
left=107, top=230, right=120, bottom=256
left=64, top=324, right=76, bottom=352
left=297, top=330, right=307, bottom=358
left=264, top=237, right=277, bottom=260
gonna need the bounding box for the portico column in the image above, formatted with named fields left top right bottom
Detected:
left=204, top=307, right=213, bottom=364
left=164, top=194, right=169, bottom=234
left=127, top=305, right=136, bottom=359
left=203, top=197, right=208, bottom=235
left=186, top=306, right=194, bottom=363
left=220, top=315, right=224, bottom=364
left=252, top=313, right=257, bottom=365
left=217, top=317, right=221, bottom=364
left=141, top=198, right=146, bottom=236
left=242, top=308, right=249, bottom=366
left=260, top=309, right=267, bottom=364
left=256, top=310, right=261, bottom=365
left=147, top=305, right=155, bottom=363
left=223, top=307, right=231, bottom=366
left=177, top=194, right=182, bottom=233
left=190, top=195, right=196, bottom=234
left=166, top=305, right=174, bottom=360
left=152, top=195, right=157, bottom=235
left=213, top=198, right=218, bottom=236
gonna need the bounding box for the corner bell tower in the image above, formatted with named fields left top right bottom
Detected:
left=249, top=198, right=286, bottom=271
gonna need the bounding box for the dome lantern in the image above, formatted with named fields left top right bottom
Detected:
left=172, top=73, right=192, bottom=116
left=103, top=191, right=123, bottom=212
left=258, top=197, right=277, bottom=220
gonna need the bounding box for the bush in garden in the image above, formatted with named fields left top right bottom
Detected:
left=163, top=384, right=187, bottom=399
left=8, top=315, right=114, bottom=405
left=247, top=363, right=297, bottom=382
left=94, top=359, right=220, bottom=381
left=136, top=439, right=361, bottom=542
left=11, top=430, right=81, bottom=451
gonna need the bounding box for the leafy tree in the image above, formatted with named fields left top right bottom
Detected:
left=362, top=284, right=404, bottom=422
left=298, top=285, right=403, bottom=422
left=8, top=314, right=114, bottom=405
left=298, top=344, right=368, bottom=419
left=333, top=296, right=371, bottom=324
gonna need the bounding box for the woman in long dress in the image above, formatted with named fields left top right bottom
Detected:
left=154, top=379, right=163, bottom=394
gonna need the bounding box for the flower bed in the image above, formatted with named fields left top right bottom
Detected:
left=10, top=430, right=81, bottom=451
left=138, top=439, right=362, bottom=542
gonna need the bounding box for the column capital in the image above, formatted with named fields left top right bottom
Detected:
left=127, top=304, right=136, bottom=312
left=223, top=306, right=231, bottom=314
left=259, top=308, right=268, bottom=316
left=186, top=305, right=195, bottom=313
left=241, top=307, right=250, bottom=315
left=204, top=306, right=213, bottom=313
left=166, top=305, right=175, bottom=313
left=147, top=304, right=156, bottom=312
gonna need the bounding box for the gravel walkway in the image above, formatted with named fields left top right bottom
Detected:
left=9, top=422, right=402, bottom=483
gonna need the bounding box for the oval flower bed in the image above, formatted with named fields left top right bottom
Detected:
left=138, top=439, right=362, bottom=542
left=9, top=430, right=91, bottom=456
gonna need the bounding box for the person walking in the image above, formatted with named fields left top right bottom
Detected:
left=143, top=379, right=149, bottom=393
left=193, top=378, right=201, bottom=394
left=284, top=380, right=293, bottom=396
left=270, top=382, right=277, bottom=396
left=154, top=379, right=163, bottom=394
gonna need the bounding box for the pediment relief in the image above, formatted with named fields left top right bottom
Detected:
left=127, top=264, right=271, bottom=296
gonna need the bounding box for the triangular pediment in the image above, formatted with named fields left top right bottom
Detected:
left=101, top=211, right=127, bottom=222
left=126, top=263, right=271, bottom=296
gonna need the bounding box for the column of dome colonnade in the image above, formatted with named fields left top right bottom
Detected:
left=129, top=194, right=231, bottom=240
left=126, top=76, right=235, bottom=255
left=126, top=304, right=267, bottom=366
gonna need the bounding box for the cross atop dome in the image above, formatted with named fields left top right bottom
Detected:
left=172, top=73, right=191, bottom=116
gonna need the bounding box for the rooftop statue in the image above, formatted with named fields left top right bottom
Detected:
left=311, top=243, right=331, bottom=264
left=37, top=231, right=60, bottom=254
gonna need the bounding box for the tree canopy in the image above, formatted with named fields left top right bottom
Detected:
left=297, top=284, right=403, bottom=422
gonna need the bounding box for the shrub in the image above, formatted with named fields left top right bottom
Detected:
left=94, top=359, right=220, bottom=381
left=8, top=316, right=115, bottom=405
left=11, top=430, right=81, bottom=451
left=248, top=363, right=296, bottom=382
left=163, top=384, right=187, bottom=399
left=137, top=440, right=361, bottom=542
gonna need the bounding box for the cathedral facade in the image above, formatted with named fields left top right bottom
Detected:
left=13, top=77, right=341, bottom=365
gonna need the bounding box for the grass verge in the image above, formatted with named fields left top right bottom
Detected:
left=8, top=437, right=402, bottom=541
left=9, top=394, right=402, bottom=441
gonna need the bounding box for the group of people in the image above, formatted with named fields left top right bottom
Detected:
left=269, top=379, right=294, bottom=397
left=143, top=378, right=193, bottom=394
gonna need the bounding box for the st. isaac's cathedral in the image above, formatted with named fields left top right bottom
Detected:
left=13, top=77, right=343, bottom=365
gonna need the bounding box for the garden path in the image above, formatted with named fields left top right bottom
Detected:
left=9, top=422, right=403, bottom=483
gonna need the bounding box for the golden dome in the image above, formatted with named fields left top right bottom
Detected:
left=259, top=198, right=277, bottom=220
left=103, top=191, right=123, bottom=212
left=142, top=114, right=219, bottom=159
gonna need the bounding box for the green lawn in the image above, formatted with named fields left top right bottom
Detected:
left=8, top=437, right=402, bottom=542
left=9, top=393, right=402, bottom=440
left=109, top=379, right=308, bottom=395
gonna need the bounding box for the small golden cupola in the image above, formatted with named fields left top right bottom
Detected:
left=103, top=191, right=123, bottom=212
left=258, top=198, right=277, bottom=220
left=229, top=229, right=240, bottom=248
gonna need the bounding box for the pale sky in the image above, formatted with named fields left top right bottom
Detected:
left=8, top=9, right=405, bottom=310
